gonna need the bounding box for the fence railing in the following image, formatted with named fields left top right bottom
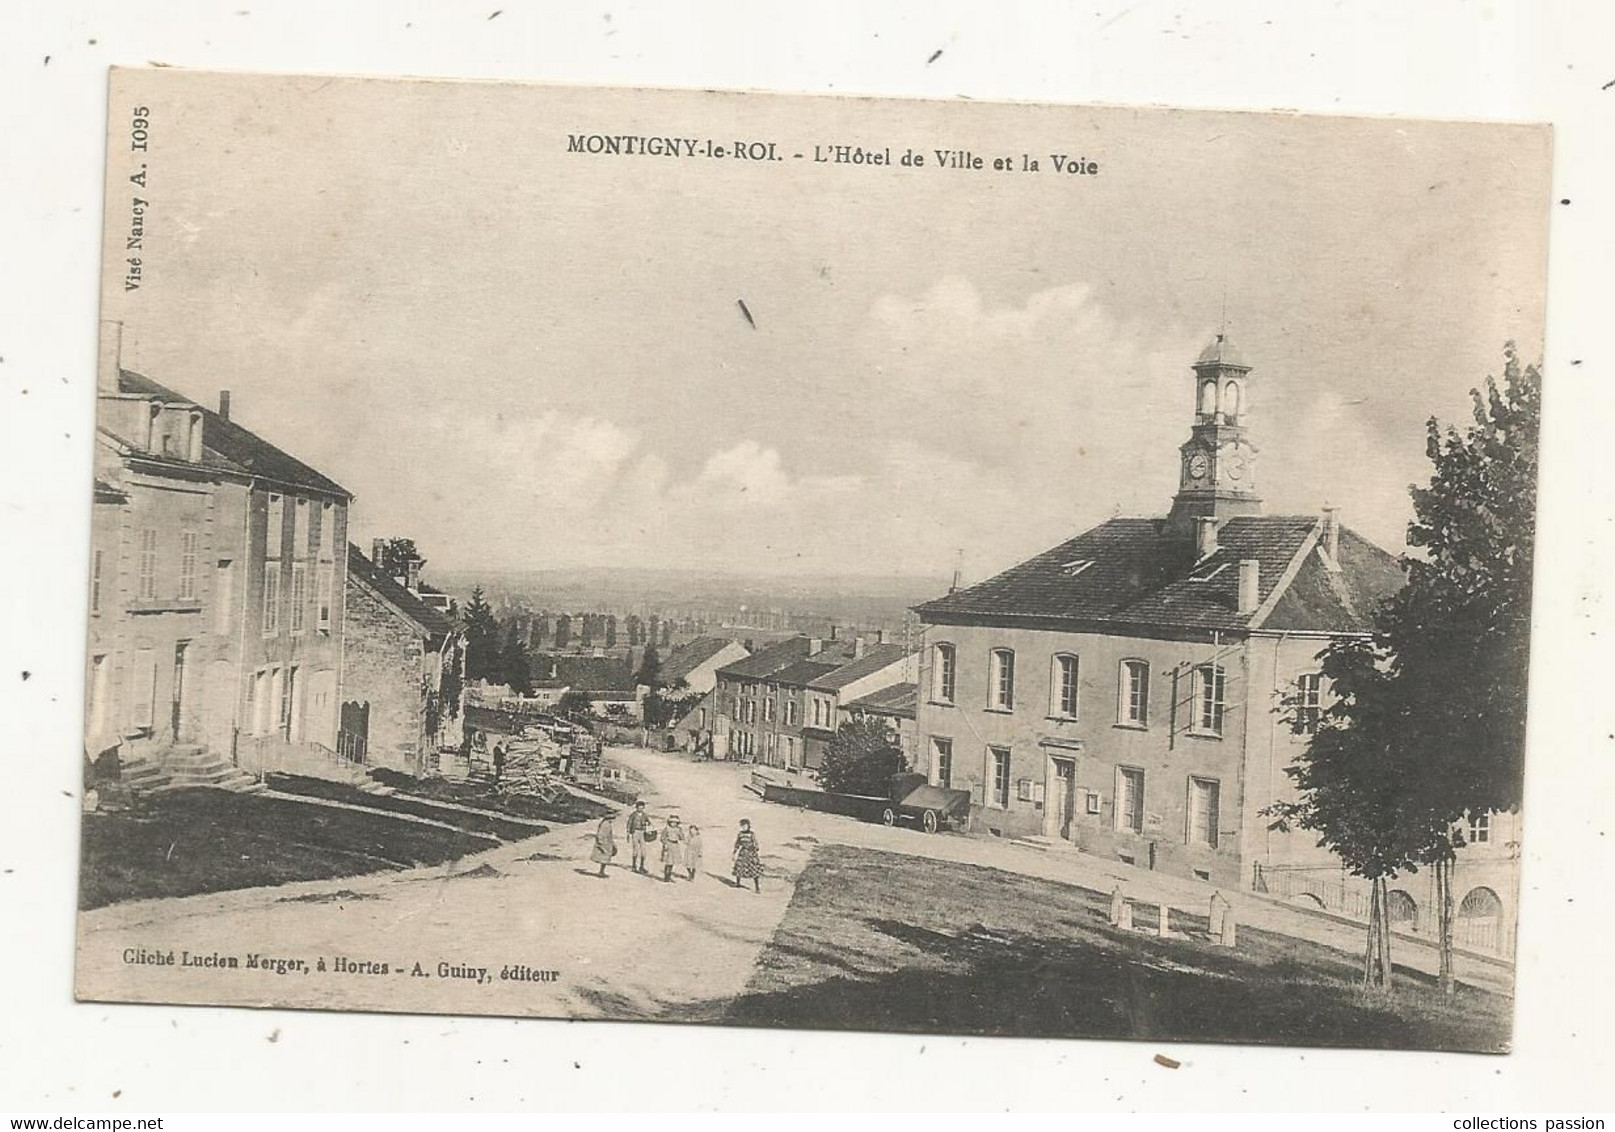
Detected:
left=1252, top=862, right=1372, bottom=922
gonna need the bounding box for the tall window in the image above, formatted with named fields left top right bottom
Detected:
left=137, top=529, right=158, bottom=600
left=317, top=502, right=334, bottom=561
left=214, top=561, right=235, bottom=632
left=932, top=643, right=957, bottom=704
left=263, top=561, right=282, bottom=636
left=293, top=498, right=310, bottom=559
left=1468, top=812, right=1491, bottom=845
left=1051, top=653, right=1079, bottom=718
left=989, top=648, right=1015, bottom=711
left=266, top=494, right=285, bottom=559
left=932, top=737, right=953, bottom=788
left=764, top=696, right=776, bottom=723
left=989, top=747, right=1011, bottom=808
left=1119, top=659, right=1150, bottom=725
left=784, top=700, right=798, bottom=726
left=1189, top=776, right=1220, bottom=847
left=1117, top=767, right=1145, bottom=833
left=1296, top=672, right=1323, bottom=732
left=315, top=564, right=332, bottom=632
left=90, top=550, right=103, bottom=614
left=1194, top=663, right=1226, bottom=735
left=289, top=562, right=308, bottom=634
left=178, top=530, right=198, bottom=600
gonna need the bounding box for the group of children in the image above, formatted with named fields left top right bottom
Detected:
left=590, top=800, right=766, bottom=892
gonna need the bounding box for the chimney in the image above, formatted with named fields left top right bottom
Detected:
left=807, top=637, right=823, bottom=656
left=1321, top=507, right=1341, bottom=566
left=405, top=556, right=421, bottom=591
left=875, top=628, right=886, bottom=645
left=371, top=538, right=385, bottom=565
left=216, top=390, right=231, bottom=421
left=829, top=625, right=839, bottom=642
left=1194, top=516, right=1220, bottom=560
left=853, top=636, right=866, bottom=660
left=1237, top=559, right=1261, bottom=615
left=97, top=320, right=123, bottom=394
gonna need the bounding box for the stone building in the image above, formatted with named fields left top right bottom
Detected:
left=339, top=544, right=465, bottom=775
left=911, top=334, right=1519, bottom=956
left=713, top=633, right=914, bottom=771
left=89, top=338, right=351, bottom=788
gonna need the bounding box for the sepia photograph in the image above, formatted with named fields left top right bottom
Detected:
left=72, top=64, right=1548, bottom=1057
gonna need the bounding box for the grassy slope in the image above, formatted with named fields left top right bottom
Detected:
left=728, top=845, right=1511, bottom=1052
left=79, top=789, right=499, bottom=910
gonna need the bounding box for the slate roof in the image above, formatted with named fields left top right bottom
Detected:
left=118, top=370, right=350, bottom=497
left=659, top=636, right=744, bottom=686
left=916, top=515, right=1402, bottom=635
left=807, top=642, right=911, bottom=691
left=532, top=655, right=638, bottom=692
left=843, top=682, right=918, bottom=719
left=770, top=659, right=842, bottom=688
left=716, top=636, right=818, bottom=680
left=347, top=544, right=453, bottom=636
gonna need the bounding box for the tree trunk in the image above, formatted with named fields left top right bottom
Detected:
left=1363, top=876, right=1391, bottom=992
left=1436, top=856, right=1456, bottom=997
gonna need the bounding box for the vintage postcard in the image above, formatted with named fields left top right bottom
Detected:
left=77, top=67, right=1549, bottom=1051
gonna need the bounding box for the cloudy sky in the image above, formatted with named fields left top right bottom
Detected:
left=104, top=71, right=1551, bottom=582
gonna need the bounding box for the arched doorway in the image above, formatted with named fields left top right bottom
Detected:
left=1387, top=889, right=1419, bottom=933
left=1456, top=886, right=1503, bottom=953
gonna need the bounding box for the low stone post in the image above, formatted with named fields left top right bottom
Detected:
left=1157, top=901, right=1171, bottom=938
left=1208, top=891, right=1228, bottom=939
left=1219, top=905, right=1238, bottom=948
left=1118, top=899, right=1133, bottom=932
left=1109, top=884, right=1126, bottom=927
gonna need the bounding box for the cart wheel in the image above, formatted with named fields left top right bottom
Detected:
left=922, top=809, right=939, bottom=834
left=881, top=807, right=897, bottom=826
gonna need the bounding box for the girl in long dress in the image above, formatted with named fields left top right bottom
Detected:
left=589, top=815, right=617, bottom=878
left=732, top=818, right=763, bottom=892
left=660, top=815, right=685, bottom=882
left=684, top=824, right=704, bottom=881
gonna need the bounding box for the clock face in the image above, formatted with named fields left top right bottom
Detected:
left=1188, top=453, right=1209, bottom=480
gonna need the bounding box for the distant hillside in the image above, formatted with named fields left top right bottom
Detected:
left=426, top=565, right=951, bottom=630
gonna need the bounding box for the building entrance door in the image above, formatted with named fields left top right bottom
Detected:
left=1049, top=757, right=1077, bottom=842
left=170, top=641, right=190, bottom=741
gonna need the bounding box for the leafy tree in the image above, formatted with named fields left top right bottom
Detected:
left=580, top=614, right=595, bottom=647
left=818, top=712, right=907, bottom=797
left=605, top=615, right=618, bottom=648
left=554, top=613, right=572, bottom=649
left=462, top=586, right=500, bottom=683
left=634, top=645, right=663, bottom=690
left=1268, top=345, right=1539, bottom=993
left=643, top=680, right=698, bottom=729
left=374, top=537, right=421, bottom=581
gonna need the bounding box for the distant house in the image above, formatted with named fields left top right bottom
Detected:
left=340, top=544, right=466, bottom=775
left=713, top=632, right=915, bottom=771
left=89, top=344, right=352, bottom=789
left=532, top=654, right=646, bottom=719
left=670, top=689, right=718, bottom=754
left=657, top=636, right=750, bottom=696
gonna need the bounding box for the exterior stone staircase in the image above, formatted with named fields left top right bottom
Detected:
left=122, top=744, right=266, bottom=797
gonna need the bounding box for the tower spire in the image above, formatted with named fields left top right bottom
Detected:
left=1166, top=331, right=1262, bottom=531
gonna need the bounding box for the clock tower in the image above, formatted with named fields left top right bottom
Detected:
left=1167, top=333, right=1262, bottom=531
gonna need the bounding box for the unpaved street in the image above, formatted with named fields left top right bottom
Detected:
left=76, top=748, right=1511, bottom=1021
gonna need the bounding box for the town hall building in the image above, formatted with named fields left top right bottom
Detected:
left=913, top=336, right=1520, bottom=956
